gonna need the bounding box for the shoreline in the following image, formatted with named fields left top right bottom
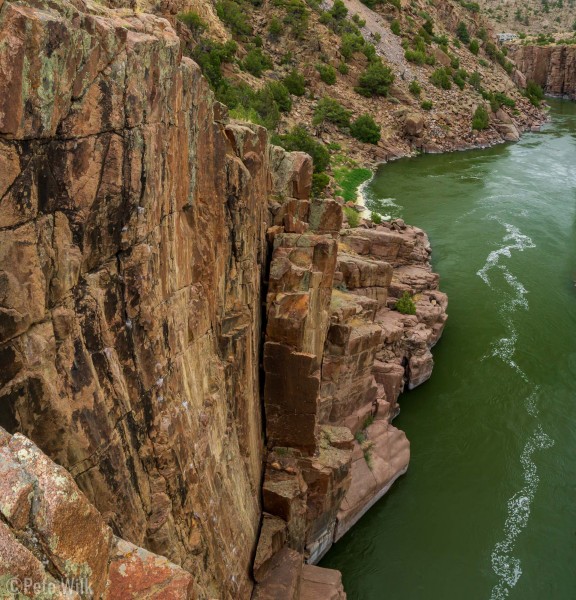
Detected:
left=345, top=110, right=550, bottom=211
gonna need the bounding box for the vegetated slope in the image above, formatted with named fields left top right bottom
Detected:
left=473, top=0, right=576, bottom=35
left=165, top=0, right=545, bottom=179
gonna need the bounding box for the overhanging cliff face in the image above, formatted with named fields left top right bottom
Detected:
left=508, top=44, right=576, bottom=100
left=0, top=1, right=447, bottom=598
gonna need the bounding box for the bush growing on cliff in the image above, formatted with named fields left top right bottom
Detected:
left=468, top=71, right=482, bottom=91
left=316, top=63, right=337, bottom=85
left=313, top=97, right=352, bottom=128
left=330, top=0, right=348, bottom=20
left=469, top=39, right=479, bottom=55
left=283, top=69, right=306, bottom=96
left=456, top=21, right=470, bottom=44
left=395, top=291, right=417, bottom=315
left=216, top=0, right=251, bottom=36
left=242, top=48, right=273, bottom=77
left=409, top=80, right=421, bottom=96
left=344, top=206, right=361, bottom=227
left=525, top=80, right=544, bottom=106
left=274, top=126, right=330, bottom=173
left=312, top=172, right=330, bottom=197
left=283, top=0, right=309, bottom=39
left=472, top=105, right=490, bottom=130
left=268, top=17, right=282, bottom=40
left=177, top=11, right=206, bottom=34
left=266, top=81, right=292, bottom=112
left=350, top=114, right=381, bottom=144
left=391, top=19, right=401, bottom=36
left=191, top=39, right=237, bottom=89
left=356, top=60, right=394, bottom=97
left=430, top=67, right=452, bottom=90
left=340, top=33, right=366, bottom=61
left=421, top=100, right=433, bottom=110
left=371, top=212, right=382, bottom=224
left=405, top=49, right=426, bottom=65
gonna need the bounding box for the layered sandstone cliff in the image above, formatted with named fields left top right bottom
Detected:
left=508, top=44, right=576, bottom=100
left=0, top=0, right=446, bottom=598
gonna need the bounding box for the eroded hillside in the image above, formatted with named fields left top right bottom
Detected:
left=125, top=0, right=547, bottom=175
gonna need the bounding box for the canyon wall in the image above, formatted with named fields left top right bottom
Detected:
left=0, top=0, right=446, bottom=598
left=508, top=45, right=576, bottom=100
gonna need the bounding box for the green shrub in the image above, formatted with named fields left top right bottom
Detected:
left=242, top=48, right=273, bottom=77
left=312, top=172, right=330, bottom=196
left=350, top=114, right=381, bottom=144
left=409, top=80, right=421, bottom=96
left=472, top=104, right=489, bottom=130
left=430, top=67, right=452, bottom=90
left=391, top=19, right=401, bottom=35
left=468, top=71, right=482, bottom=90
left=340, top=32, right=365, bottom=61
left=283, top=0, right=309, bottom=38
left=363, top=43, right=377, bottom=62
left=316, top=63, right=337, bottom=84
left=469, top=39, right=479, bottom=55
left=344, top=206, right=360, bottom=227
left=338, top=62, right=350, bottom=75
left=313, top=97, right=351, bottom=127
left=525, top=80, right=544, bottom=106
left=224, top=81, right=282, bottom=129
left=456, top=21, right=470, bottom=44
left=371, top=212, right=382, bottom=224
left=229, top=105, right=262, bottom=124
left=269, top=17, right=282, bottom=39
left=283, top=69, right=306, bottom=96
left=494, top=91, right=515, bottom=108
left=275, top=126, right=330, bottom=173
left=421, top=100, right=433, bottom=110
left=250, top=87, right=281, bottom=129
left=177, top=11, right=207, bottom=34
left=266, top=81, right=292, bottom=112
left=395, top=291, right=416, bottom=315
left=330, top=0, right=348, bottom=20
left=453, top=71, right=466, bottom=90
left=216, top=0, right=251, bottom=36
left=405, top=49, right=426, bottom=64
left=192, top=38, right=238, bottom=88
left=356, top=60, right=394, bottom=97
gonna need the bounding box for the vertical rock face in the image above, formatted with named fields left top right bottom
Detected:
left=0, top=0, right=447, bottom=598
left=508, top=45, right=576, bottom=100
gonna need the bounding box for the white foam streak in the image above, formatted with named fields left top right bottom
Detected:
left=477, top=223, right=535, bottom=286
left=478, top=221, right=554, bottom=598
left=489, top=423, right=554, bottom=599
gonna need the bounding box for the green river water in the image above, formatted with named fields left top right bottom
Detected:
left=321, top=99, right=576, bottom=599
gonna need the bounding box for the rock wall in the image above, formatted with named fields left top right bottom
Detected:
left=508, top=44, right=576, bottom=100
left=0, top=0, right=447, bottom=598
left=0, top=1, right=269, bottom=596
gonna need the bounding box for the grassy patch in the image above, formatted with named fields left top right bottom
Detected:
left=333, top=167, right=372, bottom=202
